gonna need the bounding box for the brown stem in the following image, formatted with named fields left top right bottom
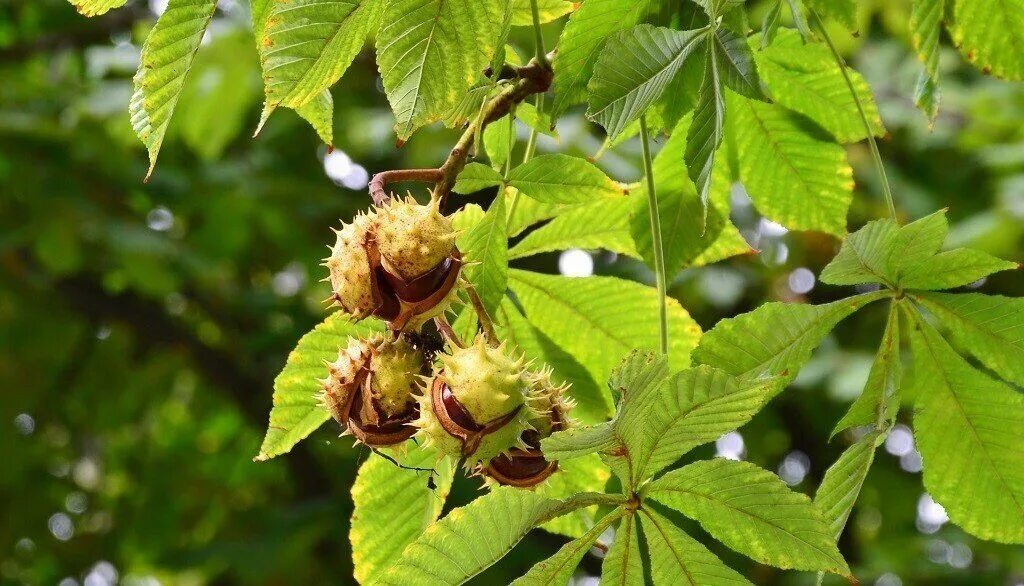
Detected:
left=465, top=285, right=499, bottom=346
left=367, top=56, right=553, bottom=207
left=433, top=316, right=464, bottom=348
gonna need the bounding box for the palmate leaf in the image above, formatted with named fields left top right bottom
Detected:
left=685, top=45, right=725, bottom=212
left=728, top=95, right=853, bottom=236
left=508, top=154, right=625, bottom=204
left=512, top=509, right=626, bottom=586
left=351, top=446, right=455, bottom=582
left=586, top=24, right=708, bottom=139
left=645, top=459, right=851, bottom=576
left=68, top=0, right=127, bottom=17
left=754, top=29, right=884, bottom=143
left=509, top=198, right=639, bottom=260
left=130, top=0, right=219, bottom=179
left=551, top=0, right=655, bottom=118
left=914, top=292, right=1024, bottom=387
left=693, top=291, right=888, bottom=392
left=376, top=0, right=506, bottom=141
left=908, top=314, right=1024, bottom=544
left=499, top=299, right=614, bottom=423
left=510, top=0, right=574, bottom=26
left=255, top=314, right=384, bottom=460
left=814, top=431, right=881, bottom=542
left=832, top=302, right=901, bottom=437
left=820, top=211, right=946, bottom=287
left=910, top=0, right=946, bottom=124
left=713, top=27, right=767, bottom=101
left=536, top=454, right=613, bottom=538
left=616, top=365, right=779, bottom=485
left=258, top=0, right=382, bottom=114
left=640, top=508, right=752, bottom=586
left=509, top=270, right=702, bottom=384
left=373, top=489, right=604, bottom=585
left=458, top=193, right=508, bottom=315
left=630, top=114, right=751, bottom=275
left=601, top=511, right=643, bottom=585
left=948, top=0, right=1024, bottom=81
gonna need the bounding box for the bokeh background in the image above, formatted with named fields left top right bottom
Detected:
left=2, top=1, right=1024, bottom=584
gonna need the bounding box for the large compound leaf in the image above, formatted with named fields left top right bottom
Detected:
left=909, top=316, right=1024, bottom=544
left=551, top=0, right=654, bottom=118
left=130, top=0, right=219, bottom=179
left=509, top=270, right=702, bottom=384
left=601, top=511, right=643, bottom=585
left=374, top=489, right=593, bottom=584
left=814, top=431, right=880, bottom=542
left=632, top=117, right=750, bottom=275
left=832, top=303, right=901, bottom=437
left=646, top=459, right=851, bottom=576
left=640, top=508, right=752, bottom=586
left=693, top=292, right=887, bottom=392
left=949, top=0, right=1024, bottom=81
left=459, top=193, right=508, bottom=315
left=729, top=95, right=853, bottom=236
left=617, top=366, right=778, bottom=484
left=587, top=24, right=708, bottom=139
left=376, top=0, right=505, bottom=140
left=259, top=0, right=382, bottom=113
left=512, top=509, right=626, bottom=586
left=508, top=154, right=625, bottom=204
left=914, top=292, right=1024, bottom=387
left=754, top=29, right=884, bottom=142
left=68, top=0, right=127, bottom=16
left=910, top=0, right=946, bottom=123
left=255, top=314, right=383, bottom=460
left=351, top=447, right=455, bottom=582
left=536, top=455, right=613, bottom=538
left=685, top=47, right=725, bottom=211
left=509, top=198, right=639, bottom=260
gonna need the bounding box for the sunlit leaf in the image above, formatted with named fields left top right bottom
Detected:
left=508, top=154, right=625, bottom=204
left=640, top=508, right=752, bottom=585
left=949, top=0, right=1024, bottom=81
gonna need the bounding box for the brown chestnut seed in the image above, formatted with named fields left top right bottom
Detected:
left=484, top=448, right=558, bottom=488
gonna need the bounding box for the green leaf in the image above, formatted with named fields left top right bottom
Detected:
left=607, top=348, right=672, bottom=407
left=508, top=154, right=625, bottom=204
left=685, top=47, right=726, bottom=211
left=536, top=455, right=613, bottom=538
left=729, top=95, right=853, bottom=236
left=693, top=292, right=887, bottom=391
left=509, top=198, right=639, bottom=259
left=551, top=0, right=654, bottom=118
left=512, top=509, right=625, bottom=586
left=646, top=459, right=851, bottom=576
left=949, top=0, right=1024, bottom=81
left=601, top=511, right=643, bottom=586
left=459, top=193, right=508, bottom=315
left=814, top=431, right=880, bottom=543
left=509, top=270, right=702, bottom=384
left=908, top=315, right=1024, bottom=544
left=914, top=291, right=1024, bottom=387
left=910, top=0, right=945, bottom=124
left=754, top=29, right=884, bottom=142
left=68, top=0, right=126, bottom=17
left=587, top=24, right=708, bottom=139
left=374, top=488, right=597, bottom=584
left=351, top=447, right=455, bottom=582
left=760, top=0, right=784, bottom=49
left=542, top=423, right=617, bottom=460
left=506, top=196, right=564, bottom=237
left=510, top=0, right=574, bottom=26
left=632, top=115, right=751, bottom=274
left=376, top=0, right=505, bottom=140
left=259, top=0, right=381, bottom=116
left=640, top=508, right=752, bottom=586
left=130, top=0, right=219, bottom=179
left=713, top=27, right=767, bottom=101
left=617, top=366, right=778, bottom=484
left=453, top=162, right=505, bottom=194
left=485, top=113, right=515, bottom=170
left=898, top=248, right=1016, bottom=290
left=804, top=0, right=857, bottom=30
left=499, top=300, right=614, bottom=423
left=255, top=313, right=384, bottom=460
left=294, top=89, right=335, bottom=145
left=832, top=303, right=901, bottom=437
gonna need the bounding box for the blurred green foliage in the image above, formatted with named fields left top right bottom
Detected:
left=1, top=0, right=1023, bottom=584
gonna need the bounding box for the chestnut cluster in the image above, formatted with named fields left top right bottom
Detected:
left=319, top=194, right=573, bottom=487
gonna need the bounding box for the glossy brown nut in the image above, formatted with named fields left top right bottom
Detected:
left=484, top=448, right=558, bottom=487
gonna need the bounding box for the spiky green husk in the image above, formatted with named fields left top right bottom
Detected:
left=524, top=366, right=576, bottom=438
left=412, top=392, right=467, bottom=459
left=323, top=211, right=377, bottom=319
left=368, top=335, right=424, bottom=418
left=441, top=335, right=528, bottom=422
left=374, top=195, right=456, bottom=281
left=319, top=337, right=370, bottom=423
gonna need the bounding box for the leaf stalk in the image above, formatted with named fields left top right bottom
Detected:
left=640, top=115, right=669, bottom=355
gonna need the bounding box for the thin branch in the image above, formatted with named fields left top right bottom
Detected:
left=433, top=315, right=464, bottom=349
left=465, top=285, right=498, bottom=346
left=368, top=168, right=443, bottom=205
left=640, top=115, right=669, bottom=355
